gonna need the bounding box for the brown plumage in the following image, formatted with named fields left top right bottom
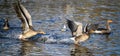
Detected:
left=19, top=29, right=45, bottom=40
left=74, top=33, right=89, bottom=45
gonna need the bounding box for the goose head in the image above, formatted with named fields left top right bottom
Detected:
left=107, top=20, right=113, bottom=23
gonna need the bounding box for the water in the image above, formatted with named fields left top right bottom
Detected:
left=0, top=0, right=120, bottom=56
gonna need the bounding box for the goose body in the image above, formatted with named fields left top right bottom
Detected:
left=19, top=29, right=45, bottom=40
left=74, top=34, right=89, bottom=44
left=14, top=1, right=45, bottom=40
left=89, top=28, right=110, bottom=34
left=3, top=18, right=9, bottom=30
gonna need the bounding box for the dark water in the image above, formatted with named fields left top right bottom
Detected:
left=0, top=0, right=120, bottom=56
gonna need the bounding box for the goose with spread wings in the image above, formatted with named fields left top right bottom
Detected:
left=13, top=1, right=45, bottom=40
left=67, top=19, right=90, bottom=45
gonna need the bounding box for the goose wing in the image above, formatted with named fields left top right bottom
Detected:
left=13, top=1, right=30, bottom=32
left=67, top=19, right=83, bottom=36
left=66, top=19, right=78, bottom=32
left=18, top=2, right=32, bottom=27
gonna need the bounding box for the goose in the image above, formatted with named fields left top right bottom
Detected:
left=67, top=19, right=90, bottom=45
left=3, top=18, right=9, bottom=30
left=88, top=20, right=113, bottom=34
left=13, top=1, right=45, bottom=40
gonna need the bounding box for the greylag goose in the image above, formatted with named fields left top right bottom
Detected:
left=88, top=20, right=113, bottom=34
left=3, top=18, right=9, bottom=30
left=13, top=1, right=45, bottom=40
left=67, top=19, right=90, bottom=45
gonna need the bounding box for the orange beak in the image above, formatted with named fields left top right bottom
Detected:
left=108, top=20, right=113, bottom=23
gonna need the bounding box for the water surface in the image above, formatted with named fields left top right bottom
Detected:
left=0, top=0, right=120, bottom=56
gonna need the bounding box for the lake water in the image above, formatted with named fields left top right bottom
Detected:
left=0, top=0, right=120, bottom=56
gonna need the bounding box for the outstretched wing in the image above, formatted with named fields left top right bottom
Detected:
left=66, top=19, right=78, bottom=32
left=18, top=2, right=32, bottom=27
left=13, top=1, right=30, bottom=32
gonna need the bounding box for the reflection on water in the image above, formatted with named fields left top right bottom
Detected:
left=20, top=41, right=36, bottom=56
left=0, top=0, right=120, bottom=56
left=71, top=44, right=93, bottom=56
